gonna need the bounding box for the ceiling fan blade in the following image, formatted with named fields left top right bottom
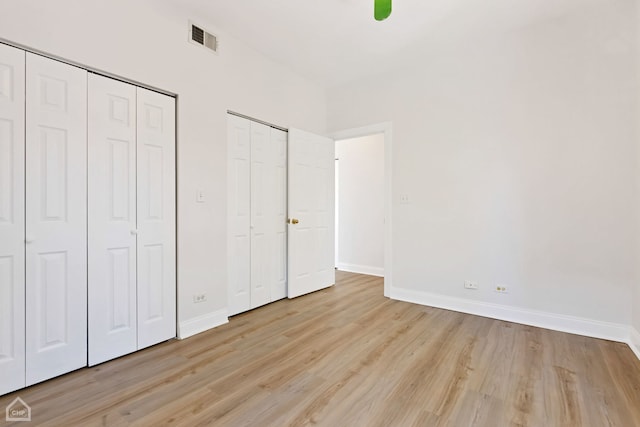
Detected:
left=374, top=0, right=392, bottom=21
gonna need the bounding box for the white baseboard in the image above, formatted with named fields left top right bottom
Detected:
left=178, top=309, right=228, bottom=339
left=390, top=286, right=630, bottom=344
left=337, top=263, right=384, bottom=277
left=629, top=326, right=640, bottom=361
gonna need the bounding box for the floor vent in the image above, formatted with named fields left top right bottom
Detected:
left=189, top=22, right=218, bottom=54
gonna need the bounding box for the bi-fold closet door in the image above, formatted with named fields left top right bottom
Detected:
left=88, top=74, right=176, bottom=366
left=0, top=47, right=88, bottom=395
left=0, top=43, right=177, bottom=395
left=228, top=114, right=287, bottom=316
left=0, top=44, right=26, bottom=395
left=25, top=51, right=88, bottom=386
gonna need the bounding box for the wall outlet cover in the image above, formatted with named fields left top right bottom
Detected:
left=464, top=280, right=478, bottom=290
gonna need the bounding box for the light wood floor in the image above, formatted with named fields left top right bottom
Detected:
left=2, top=271, right=640, bottom=426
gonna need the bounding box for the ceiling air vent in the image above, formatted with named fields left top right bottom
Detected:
left=189, top=21, right=218, bottom=54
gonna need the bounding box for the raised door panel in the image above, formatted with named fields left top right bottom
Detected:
left=227, top=115, right=251, bottom=316
left=25, top=53, right=87, bottom=385
left=0, top=43, right=25, bottom=396
left=136, top=87, right=176, bottom=349
left=88, top=74, right=137, bottom=365
left=271, top=128, right=288, bottom=301
left=287, top=129, right=335, bottom=299
left=250, top=121, right=271, bottom=309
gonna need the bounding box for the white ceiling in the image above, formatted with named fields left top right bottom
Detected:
left=165, top=0, right=585, bottom=88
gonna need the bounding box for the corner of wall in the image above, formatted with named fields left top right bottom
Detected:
left=178, top=309, right=229, bottom=340
left=336, top=263, right=384, bottom=277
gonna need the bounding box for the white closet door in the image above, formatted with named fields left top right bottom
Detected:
left=25, top=53, right=87, bottom=385
left=250, top=121, right=271, bottom=309
left=270, top=128, right=288, bottom=301
left=0, top=44, right=25, bottom=395
left=88, top=74, right=137, bottom=365
left=228, top=116, right=288, bottom=315
left=136, top=87, right=176, bottom=349
left=227, top=115, right=251, bottom=316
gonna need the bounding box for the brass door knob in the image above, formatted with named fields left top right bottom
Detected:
left=289, top=218, right=299, bottom=224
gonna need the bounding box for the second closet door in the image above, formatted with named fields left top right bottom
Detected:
left=227, top=115, right=287, bottom=316
left=250, top=122, right=288, bottom=309
left=88, top=74, right=137, bottom=366
left=249, top=121, right=272, bottom=309
left=25, top=53, right=87, bottom=385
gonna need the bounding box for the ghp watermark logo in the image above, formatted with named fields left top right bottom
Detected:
left=5, top=397, right=31, bottom=422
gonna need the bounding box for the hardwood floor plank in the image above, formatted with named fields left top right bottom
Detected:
left=1, top=270, right=639, bottom=426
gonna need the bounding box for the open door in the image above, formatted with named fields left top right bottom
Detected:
left=287, top=128, right=335, bottom=298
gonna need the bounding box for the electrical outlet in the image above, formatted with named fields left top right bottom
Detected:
left=193, top=294, right=207, bottom=303
left=400, top=194, right=410, bottom=204
left=495, top=285, right=508, bottom=294
left=464, top=280, right=478, bottom=290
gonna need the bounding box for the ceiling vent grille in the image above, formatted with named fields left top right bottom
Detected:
left=189, top=22, right=218, bottom=54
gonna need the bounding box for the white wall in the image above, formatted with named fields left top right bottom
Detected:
left=0, top=0, right=326, bottom=337
left=4, top=0, right=639, bottom=346
left=633, top=0, right=640, bottom=352
left=328, top=1, right=637, bottom=332
left=336, top=134, right=385, bottom=276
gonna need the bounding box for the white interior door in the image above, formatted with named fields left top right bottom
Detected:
left=88, top=74, right=137, bottom=365
left=228, top=115, right=289, bottom=315
left=25, top=53, right=87, bottom=385
left=250, top=121, right=272, bottom=309
left=0, top=44, right=25, bottom=395
left=136, top=87, right=176, bottom=349
left=227, top=115, right=251, bottom=315
left=271, top=127, right=288, bottom=301
left=287, top=128, right=335, bottom=298
left=249, top=123, right=288, bottom=307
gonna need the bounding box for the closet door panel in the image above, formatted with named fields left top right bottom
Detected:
left=0, top=44, right=25, bottom=396
left=250, top=121, right=271, bottom=309
left=88, top=74, right=137, bottom=365
left=136, top=87, right=176, bottom=349
left=25, top=53, right=87, bottom=385
left=271, top=128, right=288, bottom=301
left=227, top=115, right=251, bottom=316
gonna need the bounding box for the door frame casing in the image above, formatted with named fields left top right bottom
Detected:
left=330, top=122, right=393, bottom=297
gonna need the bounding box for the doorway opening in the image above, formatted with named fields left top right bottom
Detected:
left=335, top=133, right=385, bottom=277
left=331, top=123, right=393, bottom=296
